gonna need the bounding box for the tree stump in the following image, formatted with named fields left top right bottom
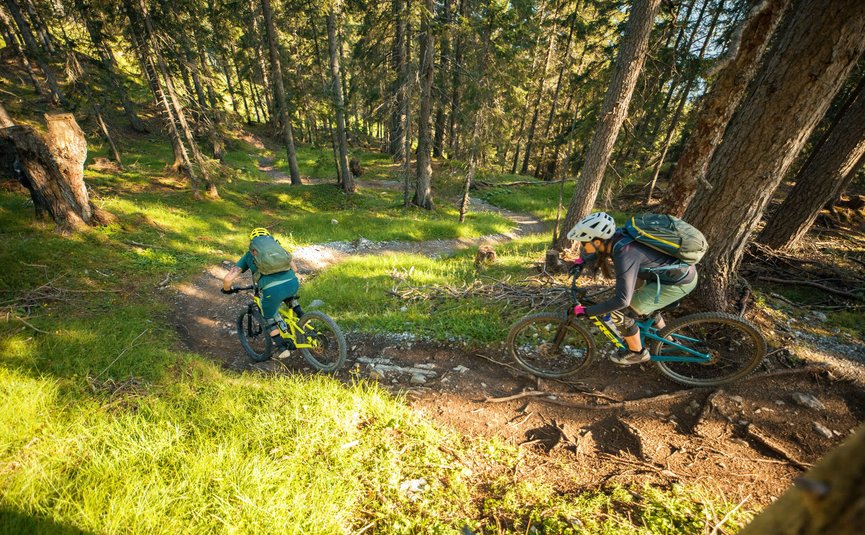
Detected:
left=0, top=113, right=114, bottom=232
left=544, top=249, right=566, bottom=273
left=474, top=245, right=497, bottom=270
left=349, top=156, right=364, bottom=177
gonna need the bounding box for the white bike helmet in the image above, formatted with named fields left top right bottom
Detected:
left=567, top=212, right=616, bottom=242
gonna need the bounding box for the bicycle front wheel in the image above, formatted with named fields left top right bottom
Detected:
left=650, top=312, right=767, bottom=387
left=298, top=311, right=347, bottom=372
left=506, top=313, right=596, bottom=379
left=237, top=307, right=273, bottom=362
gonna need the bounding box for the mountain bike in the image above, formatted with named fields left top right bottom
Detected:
left=505, top=271, right=767, bottom=387
left=230, top=285, right=347, bottom=372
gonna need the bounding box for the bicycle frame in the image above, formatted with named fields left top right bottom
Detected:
left=566, top=272, right=712, bottom=363
left=246, top=290, right=320, bottom=350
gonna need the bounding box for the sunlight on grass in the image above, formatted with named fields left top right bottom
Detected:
left=0, top=129, right=764, bottom=533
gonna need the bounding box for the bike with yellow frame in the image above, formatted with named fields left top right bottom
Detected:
left=231, top=285, right=347, bottom=372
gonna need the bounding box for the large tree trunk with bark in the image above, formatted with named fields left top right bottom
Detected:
left=327, top=4, right=354, bottom=193
left=757, top=73, right=865, bottom=250
left=738, top=423, right=865, bottom=535
left=414, top=0, right=435, bottom=210
left=558, top=0, right=661, bottom=249
left=260, top=0, right=301, bottom=185
left=660, top=0, right=792, bottom=216
left=684, top=0, right=865, bottom=311
left=0, top=110, right=114, bottom=232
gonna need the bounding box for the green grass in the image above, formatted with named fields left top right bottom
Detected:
left=0, top=124, right=761, bottom=533
left=305, top=233, right=554, bottom=342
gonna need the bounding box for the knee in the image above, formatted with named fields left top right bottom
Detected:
left=612, top=312, right=639, bottom=337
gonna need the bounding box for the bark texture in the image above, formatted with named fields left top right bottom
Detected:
left=738, top=424, right=865, bottom=535
left=558, top=0, right=662, bottom=248
left=260, top=0, right=301, bottom=185
left=758, top=74, right=865, bottom=250
left=660, top=0, right=792, bottom=216
left=684, top=0, right=865, bottom=310
left=327, top=5, right=354, bottom=193
left=0, top=112, right=114, bottom=232
left=414, top=0, right=435, bottom=209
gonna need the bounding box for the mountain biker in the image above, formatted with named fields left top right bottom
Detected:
left=566, top=212, right=699, bottom=365
left=222, top=228, right=301, bottom=349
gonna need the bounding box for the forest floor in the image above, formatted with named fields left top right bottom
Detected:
left=171, top=159, right=865, bottom=509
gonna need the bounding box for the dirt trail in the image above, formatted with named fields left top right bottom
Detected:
left=167, top=158, right=865, bottom=507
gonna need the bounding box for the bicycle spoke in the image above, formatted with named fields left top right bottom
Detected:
left=652, top=312, right=766, bottom=387
left=507, top=313, right=595, bottom=378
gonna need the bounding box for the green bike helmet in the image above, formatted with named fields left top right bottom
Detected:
left=249, top=227, right=270, bottom=240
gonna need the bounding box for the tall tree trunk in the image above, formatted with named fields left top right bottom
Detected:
left=124, top=9, right=190, bottom=176
left=757, top=73, right=865, bottom=250
left=0, top=6, right=42, bottom=94
left=2, top=0, right=65, bottom=105
left=536, top=3, right=578, bottom=180
left=402, top=0, right=413, bottom=207
left=74, top=0, right=147, bottom=133
left=645, top=0, right=722, bottom=203
left=521, top=7, right=559, bottom=176
left=446, top=0, right=465, bottom=159
left=684, top=0, right=865, bottom=311
left=220, top=51, right=240, bottom=116
left=639, top=0, right=706, bottom=166
left=248, top=0, right=273, bottom=119
left=558, top=0, right=662, bottom=249
left=21, top=0, right=53, bottom=55
left=327, top=3, right=354, bottom=193
left=260, top=0, right=301, bottom=184
left=432, top=0, right=451, bottom=158
left=0, top=109, right=114, bottom=232
left=414, top=0, right=435, bottom=210
left=459, top=0, right=494, bottom=223
left=389, top=0, right=406, bottom=158
left=137, top=0, right=217, bottom=198
left=738, top=423, right=865, bottom=535
left=660, top=0, right=791, bottom=216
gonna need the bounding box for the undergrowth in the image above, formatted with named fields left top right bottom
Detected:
left=0, top=124, right=758, bottom=533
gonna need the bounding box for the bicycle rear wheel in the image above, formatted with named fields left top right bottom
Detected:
left=237, top=307, right=273, bottom=362
left=298, top=311, right=347, bottom=372
left=506, top=313, right=596, bottom=379
left=650, top=312, right=767, bottom=387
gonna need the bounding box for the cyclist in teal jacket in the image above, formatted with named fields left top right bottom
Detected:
left=222, top=228, right=300, bottom=348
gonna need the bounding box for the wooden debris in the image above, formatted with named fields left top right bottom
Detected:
left=745, top=424, right=813, bottom=470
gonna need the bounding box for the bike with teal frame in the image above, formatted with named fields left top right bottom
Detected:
left=506, top=270, right=767, bottom=387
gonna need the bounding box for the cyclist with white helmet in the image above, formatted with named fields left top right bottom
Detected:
left=223, top=228, right=301, bottom=349
left=567, top=212, right=698, bottom=364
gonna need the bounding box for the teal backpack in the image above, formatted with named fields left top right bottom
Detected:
left=249, top=235, right=293, bottom=281
left=618, top=213, right=707, bottom=265
left=614, top=213, right=707, bottom=302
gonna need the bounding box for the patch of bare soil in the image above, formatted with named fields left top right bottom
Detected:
left=170, top=263, right=865, bottom=509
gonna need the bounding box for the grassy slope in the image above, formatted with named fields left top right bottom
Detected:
left=0, top=80, right=753, bottom=532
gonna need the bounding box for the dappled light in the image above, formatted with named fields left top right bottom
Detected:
left=2, top=0, right=864, bottom=532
